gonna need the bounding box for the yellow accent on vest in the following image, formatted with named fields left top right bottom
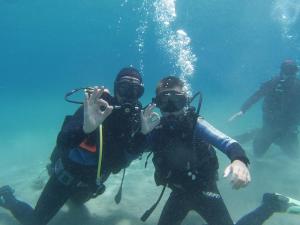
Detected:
left=96, top=124, right=103, bottom=185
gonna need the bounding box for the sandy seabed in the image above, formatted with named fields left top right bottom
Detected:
left=0, top=143, right=300, bottom=225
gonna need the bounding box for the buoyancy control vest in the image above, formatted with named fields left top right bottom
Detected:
left=50, top=93, right=144, bottom=175
left=151, top=109, right=219, bottom=191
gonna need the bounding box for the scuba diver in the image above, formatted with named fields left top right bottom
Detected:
left=140, top=76, right=300, bottom=225
left=0, top=67, right=155, bottom=225
left=229, top=59, right=300, bottom=158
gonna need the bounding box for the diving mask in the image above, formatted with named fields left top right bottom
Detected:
left=115, top=77, right=144, bottom=101
left=154, top=91, right=188, bottom=113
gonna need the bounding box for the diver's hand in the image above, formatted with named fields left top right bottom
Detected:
left=228, top=111, right=244, bottom=122
left=224, top=160, right=251, bottom=190
left=83, top=87, right=113, bottom=133
left=141, top=103, right=160, bottom=135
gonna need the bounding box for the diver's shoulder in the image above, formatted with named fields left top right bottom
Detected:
left=260, top=76, right=280, bottom=88
left=195, top=117, right=214, bottom=130
left=268, top=75, right=281, bottom=83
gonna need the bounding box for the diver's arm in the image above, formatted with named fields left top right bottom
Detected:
left=58, top=88, right=113, bottom=144
left=195, top=118, right=249, bottom=165
left=196, top=118, right=251, bottom=189
left=141, top=103, right=160, bottom=135
left=240, top=80, right=271, bottom=113
left=240, top=91, right=263, bottom=113
left=134, top=103, right=160, bottom=153
left=229, top=79, right=274, bottom=122
left=83, top=88, right=113, bottom=133
left=57, top=106, right=87, bottom=147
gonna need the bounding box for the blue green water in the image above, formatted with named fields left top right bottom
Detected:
left=0, top=0, right=300, bottom=224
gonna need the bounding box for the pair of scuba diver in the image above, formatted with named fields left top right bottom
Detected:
left=229, top=59, right=300, bottom=158
left=1, top=67, right=300, bottom=225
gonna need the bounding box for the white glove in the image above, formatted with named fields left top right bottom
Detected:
left=224, top=160, right=251, bottom=190
left=83, top=87, right=113, bottom=134
left=141, top=103, right=160, bottom=135
left=228, top=111, right=244, bottom=122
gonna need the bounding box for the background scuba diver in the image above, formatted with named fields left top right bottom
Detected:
left=0, top=67, right=152, bottom=225
left=140, top=76, right=300, bottom=225
left=229, top=59, right=300, bottom=158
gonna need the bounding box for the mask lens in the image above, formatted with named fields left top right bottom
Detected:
left=156, top=91, right=187, bottom=112
left=117, top=82, right=143, bottom=100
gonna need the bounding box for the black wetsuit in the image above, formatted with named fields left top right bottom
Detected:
left=148, top=114, right=277, bottom=225
left=241, top=76, right=300, bottom=157
left=1, top=96, right=147, bottom=225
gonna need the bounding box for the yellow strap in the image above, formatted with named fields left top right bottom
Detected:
left=96, top=124, right=103, bottom=184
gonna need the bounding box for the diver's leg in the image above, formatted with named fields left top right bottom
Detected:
left=0, top=175, right=71, bottom=225
left=32, top=175, right=73, bottom=225
left=234, top=128, right=260, bottom=144
left=235, top=201, right=274, bottom=225
left=192, top=183, right=234, bottom=225
left=69, top=172, right=108, bottom=205
left=235, top=193, right=300, bottom=225
left=278, top=132, right=299, bottom=158
left=0, top=185, right=35, bottom=225
left=252, top=128, right=273, bottom=158
left=157, top=191, right=190, bottom=225
left=69, top=186, right=92, bottom=205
